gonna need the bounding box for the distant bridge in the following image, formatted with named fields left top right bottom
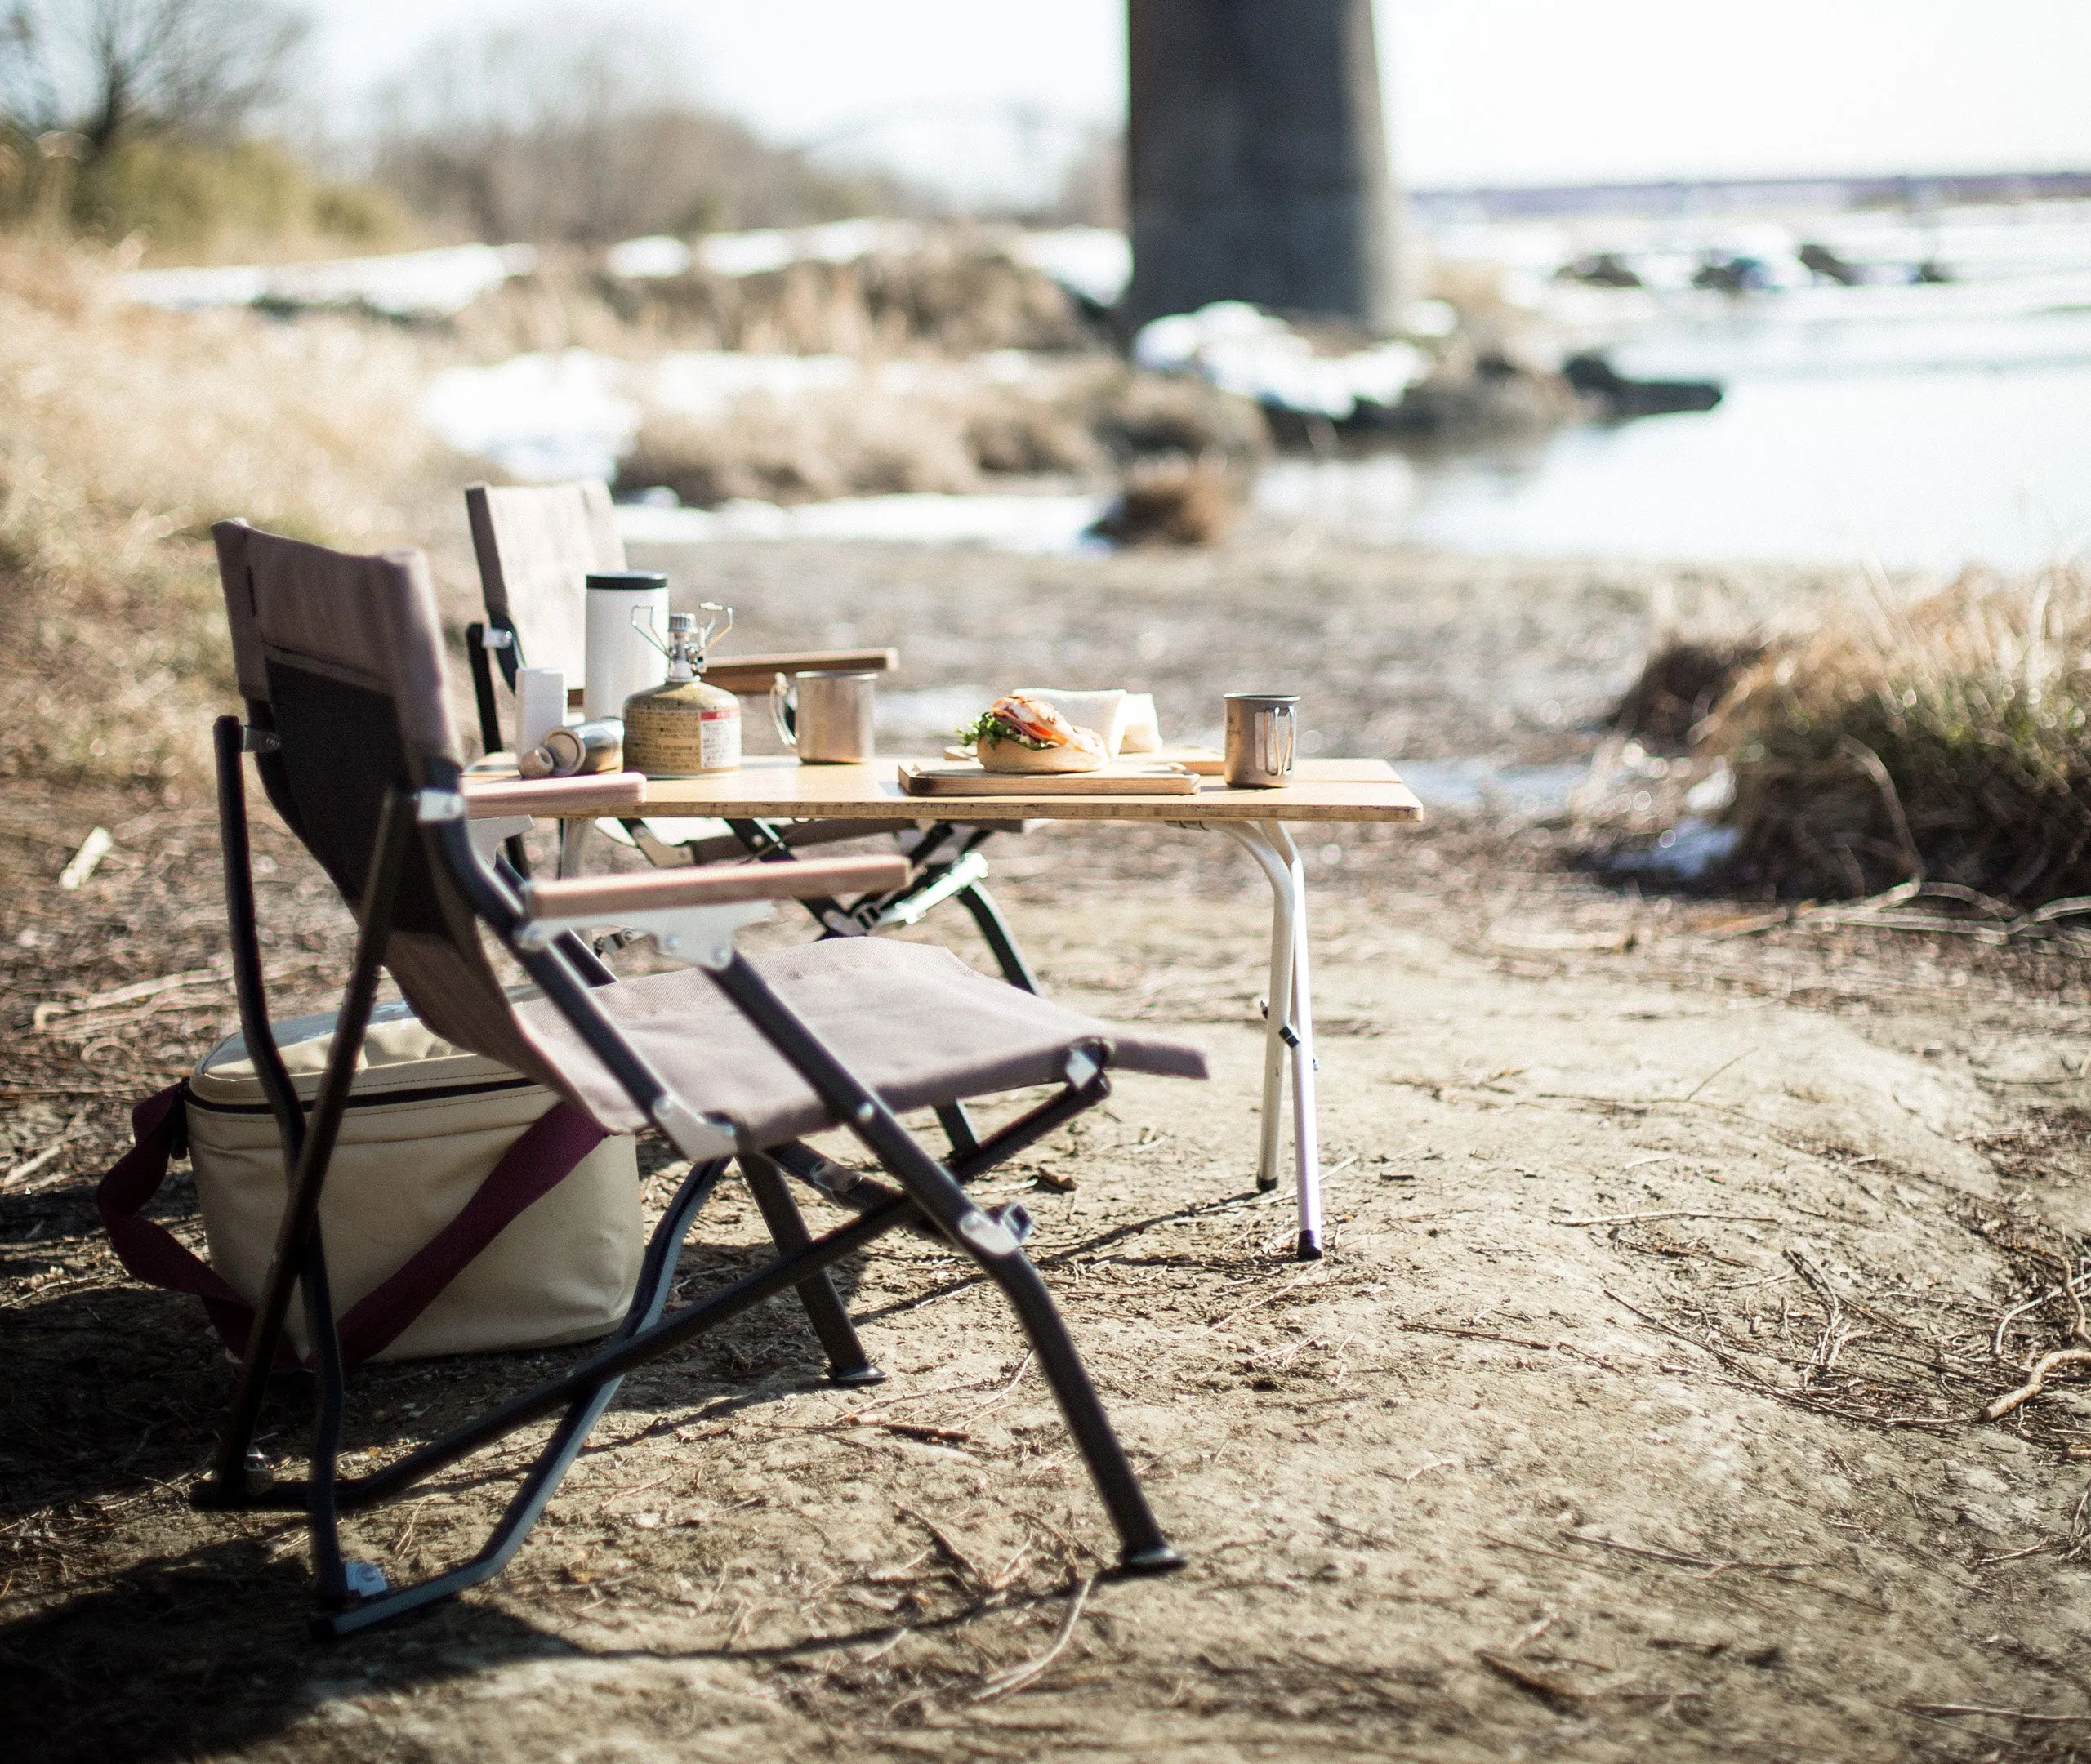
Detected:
left=1409, top=170, right=2091, bottom=224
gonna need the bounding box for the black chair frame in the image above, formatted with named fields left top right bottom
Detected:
left=191, top=714, right=1179, bottom=1640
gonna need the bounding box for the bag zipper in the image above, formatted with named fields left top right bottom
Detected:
left=183, top=1076, right=539, bottom=1116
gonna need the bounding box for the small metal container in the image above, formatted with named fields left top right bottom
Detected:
left=771, top=670, right=877, bottom=764
left=519, top=719, right=623, bottom=778
left=1224, top=693, right=1299, bottom=788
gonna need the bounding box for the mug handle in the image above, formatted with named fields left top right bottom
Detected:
left=769, top=672, right=797, bottom=748
left=1269, top=703, right=1295, bottom=775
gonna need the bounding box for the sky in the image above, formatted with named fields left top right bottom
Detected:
left=308, top=0, right=2091, bottom=206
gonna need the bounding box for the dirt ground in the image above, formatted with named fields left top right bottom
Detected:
left=7, top=538, right=2091, bottom=1762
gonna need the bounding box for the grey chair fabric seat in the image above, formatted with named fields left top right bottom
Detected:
left=515, top=936, right=1207, bottom=1146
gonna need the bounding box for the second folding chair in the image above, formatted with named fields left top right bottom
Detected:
left=464, top=480, right=1040, bottom=991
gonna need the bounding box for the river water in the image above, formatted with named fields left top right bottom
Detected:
left=1258, top=207, right=2091, bottom=575
left=1259, top=314, right=2091, bottom=576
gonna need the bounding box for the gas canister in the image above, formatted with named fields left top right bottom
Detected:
left=622, top=604, right=741, bottom=776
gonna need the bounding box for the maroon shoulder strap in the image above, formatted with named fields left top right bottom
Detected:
left=332, top=1100, right=608, bottom=1365
left=96, top=1086, right=271, bottom=1361
left=96, top=1085, right=609, bottom=1370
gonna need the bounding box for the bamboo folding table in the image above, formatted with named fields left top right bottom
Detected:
left=508, top=755, right=1422, bottom=1259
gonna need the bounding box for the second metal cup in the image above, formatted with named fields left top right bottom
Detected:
left=771, top=670, right=878, bottom=764
left=1223, top=693, right=1299, bottom=787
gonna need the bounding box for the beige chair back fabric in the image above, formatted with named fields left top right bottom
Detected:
left=465, top=481, right=624, bottom=682
left=212, top=519, right=459, bottom=768
left=210, top=519, right=614, bottom=1122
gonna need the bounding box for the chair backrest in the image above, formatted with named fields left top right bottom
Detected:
left=212, top=519, right=577, bottom=1102
left=464, top=481, right=624, bottom=686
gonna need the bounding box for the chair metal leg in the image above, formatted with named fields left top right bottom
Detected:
left=934, top=1102, right=980, bottom=1157
left=326, top=1367, right=622, bottom=1638
left=726, top=820, right=854, bottom=934
left=740, top=1152, right=885, bottom=1385
left=301, top=1235, right=351, bottom=1604
left=319, top=1157, right=731, bottom=1637
left=263, top=1070, right=1112, bottom=1533
left=203, top=787, right=416, bottom=1507
left=956, top=880, right=1040, bottom=992
left=719, top=819, right=1042, bottom=995
left=464, top=625, right=529, bottom=875
left=707, top=955, right=1180, bottom=1574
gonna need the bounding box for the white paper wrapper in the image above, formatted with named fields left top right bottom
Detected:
left=1011, top=687, right=1128, bottom=756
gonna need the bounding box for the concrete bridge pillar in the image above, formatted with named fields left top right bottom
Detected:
left=1124, top=0, right=1400, bottom=333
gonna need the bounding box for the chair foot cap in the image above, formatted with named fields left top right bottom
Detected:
left=1255, top=1174, right=1279, bottom=1192
left=1117, top=1544, right=1187, bottom=1575
left=1296, top=1232, right=1323, bottom=1261
left=828, top=1363, right=888, bottom=1387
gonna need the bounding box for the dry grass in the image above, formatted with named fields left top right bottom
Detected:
left=0, top=238, right=473, bottom=785
left=1608, top=637, right=1764, bottom=750
left=618, top=375, right=1108, bottom=507
left=1, top=130, right=408, bottom=266
left=617, top=361, right=1264, bottom=509
left=462, top=234, right=1100, bottom=364
left=1649, top=567, right=2091, bottom=902
left=622, top=390, right=980, bottom=506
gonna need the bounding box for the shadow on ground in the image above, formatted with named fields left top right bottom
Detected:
left=2, top=1534, right=580, bottom=1763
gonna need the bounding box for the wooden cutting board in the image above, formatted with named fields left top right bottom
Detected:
left=898, top=760, right=1202, bottom=797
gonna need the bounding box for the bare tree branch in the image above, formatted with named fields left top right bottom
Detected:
left=367, top=20, right=919, bottom=243
left=0, top=0, right=308, bottom=161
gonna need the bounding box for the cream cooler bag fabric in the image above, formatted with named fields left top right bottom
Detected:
left=185, top=1000, right=642, bottom=1361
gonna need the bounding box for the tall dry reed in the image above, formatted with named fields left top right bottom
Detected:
left=1703, top=565, right=2091, bottom=902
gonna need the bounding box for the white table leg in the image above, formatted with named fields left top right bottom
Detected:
left=558, top=817, right=600, bottom=880
left=1268, top=823, right=1322, bottom=1260
left=1216, top=821, right=1324, bottom=1260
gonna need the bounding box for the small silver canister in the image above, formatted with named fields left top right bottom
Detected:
left=519, top=719, right=623, bottom=778
left=1223, top=693, right=1299, bottom=787
left=771, top=670, right=877, bottom=764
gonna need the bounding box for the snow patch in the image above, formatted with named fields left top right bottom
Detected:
left=420, top=350, right=640, bottom=483
left=1134, top=301, right=1429, bottom=421
left=120, top=243, right=536, bottom=319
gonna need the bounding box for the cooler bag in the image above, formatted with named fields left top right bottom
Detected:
left=97, top=1000, right=643, bottom=1365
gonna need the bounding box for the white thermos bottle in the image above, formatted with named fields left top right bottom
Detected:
left=584, top=572, right=671, bottom=720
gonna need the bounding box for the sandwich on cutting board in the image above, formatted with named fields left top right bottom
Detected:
left=959, top=693, right=1109, bottom=773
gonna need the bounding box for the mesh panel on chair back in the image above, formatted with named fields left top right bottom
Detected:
left=210, top=520, right=577, bottom=1101
left=464, top=482, right=623, bottom=687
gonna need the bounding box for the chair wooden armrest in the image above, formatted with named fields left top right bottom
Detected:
left=702, top=648, right=899, bottom=695
left=461, top=773, right=649, bottom=817
left=524, top=854, right=909, bottom=921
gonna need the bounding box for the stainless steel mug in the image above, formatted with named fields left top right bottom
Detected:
left=1224, top=693, right=1299, bottom=787
left=770, top=670, right=877, bottom=764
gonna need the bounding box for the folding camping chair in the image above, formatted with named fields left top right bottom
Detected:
left=463, top=480, right=1040, bottom=992
left=193, top=520, right=1206, bottom=1636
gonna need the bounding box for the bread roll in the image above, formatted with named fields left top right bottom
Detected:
left=977, top=729, right=1106, bottom=773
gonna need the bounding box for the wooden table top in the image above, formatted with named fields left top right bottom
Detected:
left=504, top=755, right=1424, bottom=824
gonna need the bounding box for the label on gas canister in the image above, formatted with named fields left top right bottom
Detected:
left=623, top=699, right=741, bottom=776
left=699, top=706, right=739, bottom=772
